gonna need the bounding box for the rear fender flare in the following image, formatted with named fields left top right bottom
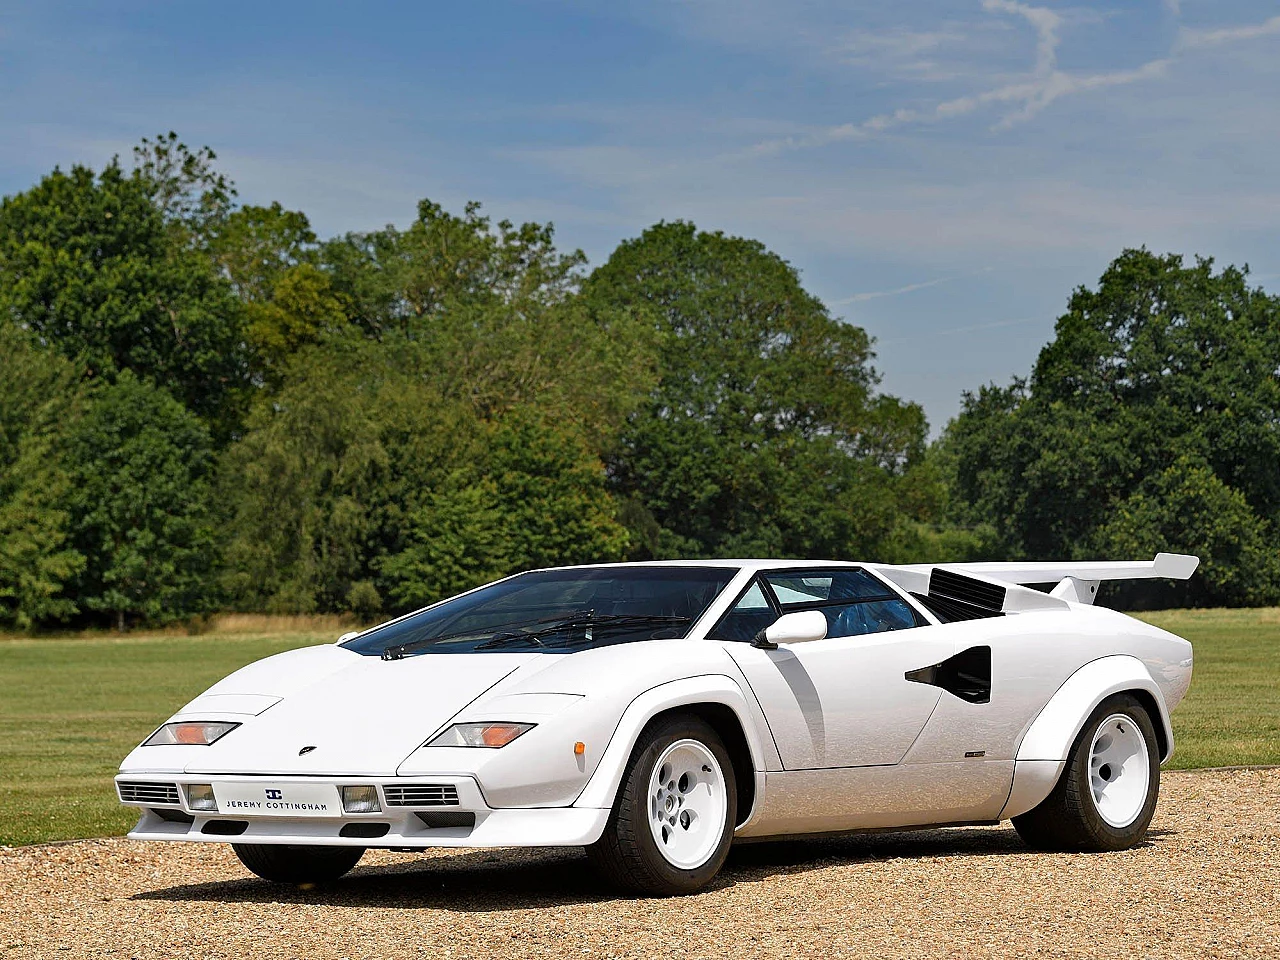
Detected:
left=572, top=675, right=768, bottom=824
left=1001, top=655, right=1173, bottom=820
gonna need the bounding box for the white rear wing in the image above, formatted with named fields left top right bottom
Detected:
left=875, top=553, right=1199, bottom=612
left=909, top=552, right=1200, bottom=587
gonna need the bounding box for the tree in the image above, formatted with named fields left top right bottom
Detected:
left=0, top=160, right=248, bottom=435
left=215, top=344, right=398, bottom=613
left=940, top=250, right=1280, bottom=606
left=212, top=202, right=318, bottom=302
left=376, top=411, right=630, bottom=608
left=321, top=200, right=586, bottom=341
left=132, top=132, right=236, bottom=251
left=244, top=264, right=349, bottom=386
left=63, top=372, right=216, bottom=628
left=1093, top=456, right=1279, bottom=606
left=219, top=341, right=632, bottom=615
left=321, top=198, right=655, bottom=446
left=584, top=221, right=931, bottom=560
left=0, top=328, right=86, bottom=627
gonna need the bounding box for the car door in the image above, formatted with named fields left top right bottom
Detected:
left=717, top=567, right=956, bottom=769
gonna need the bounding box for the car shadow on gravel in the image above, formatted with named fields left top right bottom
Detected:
left=133, top=826, right=1176, bottom=910
left=134, top=847, right=625, bottom=910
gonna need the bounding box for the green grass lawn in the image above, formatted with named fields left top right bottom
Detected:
left=0, top=617, right=342, bottom=847
left=1137, top=608, right=1280, bottom=768
left=1, top=609, right=1276, bottom=846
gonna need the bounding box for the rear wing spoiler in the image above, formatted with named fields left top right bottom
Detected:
left=873, top=553, right=1199, bottom=616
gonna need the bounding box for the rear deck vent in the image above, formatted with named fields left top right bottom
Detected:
left=913, top=569, right=1008, bottom=624
left=929, top=568, right=1007, bottom=610
left=118, top=781, right=181, bottom=805
left=383, top=784, right=460, bottom=807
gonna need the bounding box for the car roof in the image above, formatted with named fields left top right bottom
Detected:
left=533, top=559, right=874, bottom=573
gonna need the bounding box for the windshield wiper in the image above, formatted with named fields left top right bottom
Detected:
left=525, top=614, right=695, bottom=648
left=463, top=613, right=695, bottom=651
left=380, top=611, right=589, bottom=660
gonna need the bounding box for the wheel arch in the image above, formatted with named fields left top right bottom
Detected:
left=1001, top=655, right=1173, bottom=820
left=572, top=675, right=767, bottom=828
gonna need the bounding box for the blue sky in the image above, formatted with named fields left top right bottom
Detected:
left=2, top=0, right=1278, bottom=433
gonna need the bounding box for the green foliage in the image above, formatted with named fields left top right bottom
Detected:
left=219, top=343, right=630, bottom=615
left=132, top=132, right=237, bottom=248
left=215, top=345, right=398, bottom=614
left=1094, top=457, right=1280, bottom=607
left=321, top=199, right=587, bottom=340
left=584, top=221, right=930, bottom=560
left=941, top=250, right=1280, bottom=606
left=63, top=373, right=216, bottom=628
left=244, top=263, right=349, bottom=385
left=0, top=158, right=248, bottom=433
left=0, top=329, right=86, bottom=627
left=212, top=202, right=317, bottom=301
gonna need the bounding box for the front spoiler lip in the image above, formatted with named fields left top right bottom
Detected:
left=115, top=773, right=611, bottom=848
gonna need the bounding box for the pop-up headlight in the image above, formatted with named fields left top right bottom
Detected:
left=143, top=721, right=240, bottom=746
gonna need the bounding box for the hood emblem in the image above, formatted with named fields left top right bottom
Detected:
left=298, top=745, right=317, bottom=755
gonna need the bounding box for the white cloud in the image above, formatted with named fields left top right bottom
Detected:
left=981, top=0, right=1061, bottom=77
left=828, top=26, right=970, bottom=81
left=832, top=270, right=988, bottom=305
left=1179, top=15, right=1280, bottom=48
left=745, top=2, right=1280, bottom=154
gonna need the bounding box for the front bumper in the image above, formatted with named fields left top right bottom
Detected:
left=116, top=774, right=610, bottom=848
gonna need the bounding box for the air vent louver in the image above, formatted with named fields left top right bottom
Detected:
left=382, top=784, right=460, bottom=807
left=928, top=568, right=1007, bottom=610
left=118, top=781, right=181, bottom=805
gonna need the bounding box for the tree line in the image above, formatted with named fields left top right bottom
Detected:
left=1, top=135, right=1276, bottom=628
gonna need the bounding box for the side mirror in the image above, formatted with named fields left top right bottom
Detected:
left=752, top=610, right=827, bottom=650
left=337, top=631, right=360, bottom=643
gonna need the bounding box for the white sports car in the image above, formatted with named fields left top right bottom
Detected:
left=118, top=554, right=1198, bottom=895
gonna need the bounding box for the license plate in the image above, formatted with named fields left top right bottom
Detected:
left=212, top=781, right=341, bottom=817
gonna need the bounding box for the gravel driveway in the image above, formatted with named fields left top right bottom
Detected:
left=3, top=769, right=1277, bottom=959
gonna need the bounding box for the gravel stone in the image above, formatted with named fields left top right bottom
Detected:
left=2, top=770, right=1277, bottom=959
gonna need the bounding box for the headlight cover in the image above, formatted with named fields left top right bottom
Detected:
left=427, top=722, right=535, bottom=748
left=143, top=721, right=240, bottom=746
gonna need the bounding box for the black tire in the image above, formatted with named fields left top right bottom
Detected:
left=587, top=714, right=737, bottom=896
left=1013, top=693, right=1160, bottom=852
left=232, top=843, right=365, bottom=883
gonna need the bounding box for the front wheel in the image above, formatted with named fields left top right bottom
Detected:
left=1013, top=693, right=1160, bottom=852
left=232, top=843, right=365, bottom=884
left=587, top=714, right=737, bottom=895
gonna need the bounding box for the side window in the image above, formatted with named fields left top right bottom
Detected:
left=821, top=598, right=921, bottom=639
left=707, top=581, right=779, bottom=643
left=766, top=569, right=894, bottom=606
left=763, top=568, right=925, bottom=640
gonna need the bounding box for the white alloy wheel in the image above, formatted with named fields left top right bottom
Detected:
left=646, top=738, right=728, bottom=870
left=1088, top=713, right=1151, bottom=828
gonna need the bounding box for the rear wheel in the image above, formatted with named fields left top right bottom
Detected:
left=587, top=714, right=736, bottom=896
left=1013, top=693, right=1160, bottom=852
left=232, top=843, right=365, bottom=883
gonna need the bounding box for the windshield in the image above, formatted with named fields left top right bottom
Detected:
left=342, top=566, right=738, bottom=656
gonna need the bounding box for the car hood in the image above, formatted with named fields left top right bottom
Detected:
left=184, top=645, right=537, bottom=776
